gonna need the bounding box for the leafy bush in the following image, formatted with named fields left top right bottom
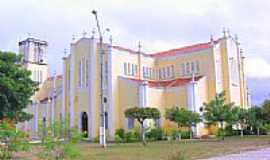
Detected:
left=263, top=124, right=270, bottom=133
left=146, top=128, right=163, bottom=140
left=114, top=135, right=122, bottom=144
left=216, top=127, right=239, bottom=137
left=171, top=129, right=180, bottom=140
left=115, top=128, right=125, bottom=139
left=179, top=131, right=191, bottom=139
left=113, top=129, right=140, bottom=143
left=169, top=129, right=190, bottom=140
left=223, top=125, right=239, bottom=136
left=125, top=131, right=133, bottom=142
left=0, top=121, right=30, bottom=160
left=125, top=130, right=140, bottom=142
left=37, top=121, right=82, bottom=160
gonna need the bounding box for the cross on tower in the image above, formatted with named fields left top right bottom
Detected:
left=138, top=41, right=142, bottom=52
left=91, top=28, right=96, bottom=39
left=64, top=48, right=67, bottom=57
left=222, top=28, right=226, bottom=37
left=82, top=31, right=87, bottom=38
left=72, top=35, right=76, bottom=41
left=109, top=35, right=113, bottom=45
left=226, top=28, right=231, bottom=37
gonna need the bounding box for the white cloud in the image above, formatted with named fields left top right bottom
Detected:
left=245, top=57, right=270, bottom=78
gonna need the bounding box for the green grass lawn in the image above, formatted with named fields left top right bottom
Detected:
left=16, top=135, right=270, bottom=160
left=78, top=136, right=270, bottom=160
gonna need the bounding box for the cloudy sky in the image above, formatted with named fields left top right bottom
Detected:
left=0, top=0, right=270, bottom=105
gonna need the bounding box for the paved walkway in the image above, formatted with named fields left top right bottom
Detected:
left=207, top=148, right=270, bottom=160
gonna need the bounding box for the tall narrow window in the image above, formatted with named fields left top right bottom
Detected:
left=131, top=64, right=135, bottom=76
left=124, top=62, right=127, bottom=75
left=127, top=118, right=134, bottom=129
left=196, top=61, right=200, bottom=73
left=40, top=71, right=43, bottom=83
left=159, top=69, right=162, bottom=80
left=143, top=67, right=146, bottom=78
left=171, top=65, right=175, bottom=78
left=82, top=57, right=85, bottom=87
left=152, top=69, right=155, bottom=80
left=191, top=62, right=195, bottom=73
left=162, top=68, right=166, bottom=79
left=134, top=65, right=138, bottom=76
left=181, top=63, right=185, bottom=76
left=167, top=66, right=170, bottom=78
left=105, top=112, right=108, bottom=129
left=128, top=63, right=131, bottom=75
left=85, top=59, right=89, bottom=87
left=155, top=118, right=161, bottom=128
left=78, top=60, right=81, bottom=87
left=146, top=67, right=150, bottom=78
left=186, top=62, right=190, bottom=75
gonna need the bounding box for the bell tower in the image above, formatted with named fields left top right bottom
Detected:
left=19, top=37, right=49, bottom=84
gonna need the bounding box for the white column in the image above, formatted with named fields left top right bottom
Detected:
left=187, top=82, right=196, bottom=112
left=187, top=79, right=204, bottom=137
left=34, top=102, right=39, bottom=133
left=88, top=38, right=97, bottom=138
left=46, top=99, right=51, bottom=126
left=139, top=81, right=148, bottom=107
left=107, top=43, right=114, bottom=138
left=78, top=97, right=81, bottom=131
left=61, top=58, right=66, bottom=124
left=187, top=80, right=198, bottom=137
left=70, top=45, right=75, bottom=128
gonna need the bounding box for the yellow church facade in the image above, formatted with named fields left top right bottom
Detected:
left=17, top=31, right=249, bottom=139
left=61, top=32, right=248, bottom=139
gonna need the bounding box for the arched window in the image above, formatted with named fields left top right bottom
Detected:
left=105, top=112, right=108, bottom=130
left=81, top=112, right=88, bottom=137
left=127, top=118, right=134, bottom=129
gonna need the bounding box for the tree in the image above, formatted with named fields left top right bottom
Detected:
left=0, top=51, right=37, bottom=122
left=165, top=107, right=201, bottom=139
left=231, top=107, right=248, bottom=137
left=203, top=91, right=235, bottom=140
left=124, top=107, right=160, bottom=144
left=246, top=107, right=265, bottom=136
left=262, top=100, right=270, bottom=123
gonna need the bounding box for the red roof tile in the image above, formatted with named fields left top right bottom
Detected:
left=127, top=76, right=203, bottom=88
left=150, top=42, right=212, bottom=58
left=113, top=38, right=223, bottom=58
left=112, top=46, right=139, bottom=54
left=47, top=75, right=63, bottom=81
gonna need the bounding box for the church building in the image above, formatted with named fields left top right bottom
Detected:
left=18, top=31, right=249, bottom=139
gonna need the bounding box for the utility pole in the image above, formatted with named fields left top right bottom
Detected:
left=92, top=10, right=106, bottom=148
